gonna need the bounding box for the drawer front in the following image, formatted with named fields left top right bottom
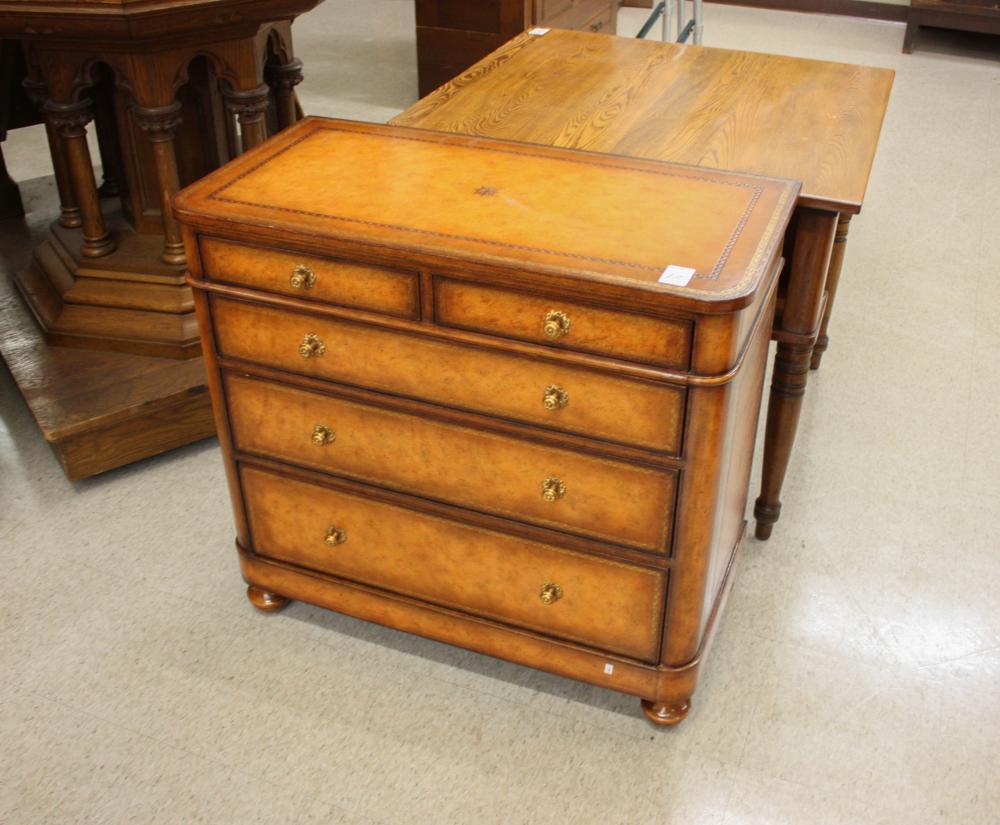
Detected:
left=544, top=0, right=612, bottom=31
left=434, top=278, right=690, bottom=369
left=212, top=298, right=684, bottom=454
left=242, top=465, right=665, bottom=661
left=226, top=374, right=675, bottom=551
left=200, top=237, right=419, bottom=319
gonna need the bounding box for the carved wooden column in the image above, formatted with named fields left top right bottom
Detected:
left=132, top=102, right=186, bottom=265
left=266, top=57, right=303, bottom=130
left=42, top=98, right=114, bottom=257
left=0, top=0, right=324, bottom=481
left=22, top=78, right=81, bottom=228
left=225, top=84, right=271, bottom=153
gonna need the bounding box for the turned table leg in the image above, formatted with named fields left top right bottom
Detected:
left=754, top=208, right=837, bottom=540
left=810, top=213, right=852, bottom=370
left=133, top=102, right=186, bottom=265
left=247, top=585, right=290, bottom=613
left=43, top=98, right=115, bottom=258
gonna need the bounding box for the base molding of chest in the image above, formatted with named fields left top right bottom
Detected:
left=237, top=526, right=743, bottom=713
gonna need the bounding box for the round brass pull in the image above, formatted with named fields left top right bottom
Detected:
left=324, top=526, right=347, bottom=547
left=590, top=19, right=604, bottom=31
left=539, top=583, right=563, bottom=605
left=542, top=310, right=571, bottom=340
left=542, top=476, right=566, bottom=502
left=311, top=424, right=336, bottom=446
left=299, top=332, right=325, bottom=359
left=290, top=264, right=316, bottom=290
left=543, top=385, right=569, bottom=411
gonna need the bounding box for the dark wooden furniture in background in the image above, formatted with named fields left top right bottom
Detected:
left=0, top=0, right=322, bottom=479
left=395, top=30, right=893, bottom=539
left=415, top=0, right=621, bottom=95
left=175, top=117, right=798, bottom=726
left=903, top=0, right=1000, bottom=52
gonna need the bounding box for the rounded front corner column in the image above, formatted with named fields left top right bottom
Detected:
left=133, top=101, right=186, bottom=266
left=24, top=79, right=81, bottom=229
left=266, top=58, right=303, bottom=131
left=43, top=98, right=114, bottom=257
left=810, top=213, right=853, bottom=371
left=224, top=84, right=271, bottom=153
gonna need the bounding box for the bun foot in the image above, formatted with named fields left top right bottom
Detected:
left=247, top=585, right=290, bottom=613
left=641, top=699, right=691, bottom=727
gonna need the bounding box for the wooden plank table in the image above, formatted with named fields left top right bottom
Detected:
left=393, top=29, right=893, bottom=539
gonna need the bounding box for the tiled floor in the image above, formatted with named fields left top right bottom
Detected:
left=1, top=2, right=999, bottom=823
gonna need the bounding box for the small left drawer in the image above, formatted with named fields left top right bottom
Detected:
left=199, top=237, right=420, bottom=319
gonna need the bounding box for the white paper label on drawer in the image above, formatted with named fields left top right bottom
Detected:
left=528, top=27, right=550, bottom=35
left=603, top=663, right=615, bottom=676
left=658, top=265, right=697, bottom=287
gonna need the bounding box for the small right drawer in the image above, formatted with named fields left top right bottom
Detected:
left=434, top=277, right=691, bottom=369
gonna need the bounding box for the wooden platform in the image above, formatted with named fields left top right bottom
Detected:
left=0, top=201, right=215, bottom=481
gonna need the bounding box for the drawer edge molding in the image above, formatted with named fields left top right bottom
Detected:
left=188, top=274, right=777, bottom=388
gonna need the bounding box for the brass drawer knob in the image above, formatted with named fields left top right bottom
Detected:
left=311, top=424, right=336, bottom=446
left=290, top=264, right=317, bottom=290
left=590, top=19, right=604, bottom=32
left=542, top=476, right=566, bottom=502
left=299, top=332, right=325, bottom=359
left=542, top=310, right=571, bottom=340
left=324, top=526, right=347, bottom=547
left=539, top=582, right=563, bottom=605
left=543, top=385, right=569, bottom=411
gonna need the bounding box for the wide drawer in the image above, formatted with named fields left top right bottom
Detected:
left=225, top=373, right=676, bottom=552
left=212, top=297, right=685, bottom=454
left=434, top=278, right=690, bottom=369
left=200, top=237, right=419, bottom=319
left=242, top=465, right=666, bottom=661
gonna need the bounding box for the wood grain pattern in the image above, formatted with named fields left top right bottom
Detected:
left=177, top=118, right=795, bottom=726
left=225, top=372, right=678, bottom=552
left=394, top=30, right=892, bottom=540
left=211, top=296, right=686, bottom=453
left=433, top=277, right=691, bottom=369
left=200, top=236, right=420, bottom=318
left=175, top=118, right=797, bottom=313
left=393, top=29, right=893, bottom=213
left=242, top=464, right=666, bottom=661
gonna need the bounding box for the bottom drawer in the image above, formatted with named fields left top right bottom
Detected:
left=242, top=465, right=666, bottom=662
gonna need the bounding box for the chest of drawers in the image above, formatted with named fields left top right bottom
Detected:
left=414, top=0, right=619, bottom=95
left=174, top=118, right=798, bottom=726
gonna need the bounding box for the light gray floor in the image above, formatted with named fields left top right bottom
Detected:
left=2, top=2, right=999, bottom=823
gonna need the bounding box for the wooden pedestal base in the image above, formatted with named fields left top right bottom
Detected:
left=0, top=262, right=215, bottom=480
left=16, top=217, right=200, bottom=359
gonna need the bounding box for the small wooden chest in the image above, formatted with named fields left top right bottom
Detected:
left=174, top=118, right=798, bottom=726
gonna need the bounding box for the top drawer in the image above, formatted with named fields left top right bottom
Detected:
left=434, top=278, right=691, bottom=369
left=199, top=237, right=420, bottom=320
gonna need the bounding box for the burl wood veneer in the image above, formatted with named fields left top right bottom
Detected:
left=175, top=118, right=799, bottom=726
left=395, top=29, right=894, bottom=540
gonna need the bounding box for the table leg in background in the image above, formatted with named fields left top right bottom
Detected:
left=754, top=208, right=837, bottom=540
left=811, top=213, right=852, bottom=370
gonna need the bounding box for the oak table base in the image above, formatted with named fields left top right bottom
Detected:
left=0, top=206, right=214, bottom=480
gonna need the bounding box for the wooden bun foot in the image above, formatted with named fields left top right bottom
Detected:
left=246, top=585, right=290, bottom=612
left=641, top=699, right=691, bottom=727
